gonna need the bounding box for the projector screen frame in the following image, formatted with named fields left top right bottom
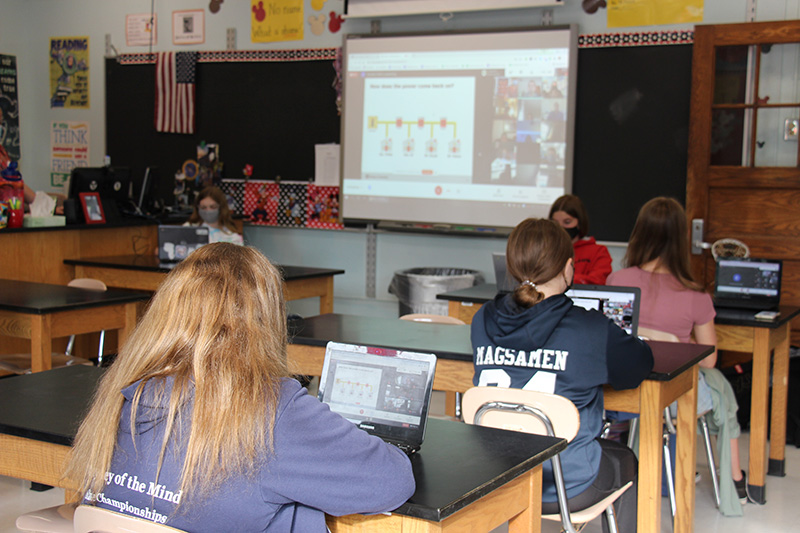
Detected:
left=340, top=25, right=578, bottom=230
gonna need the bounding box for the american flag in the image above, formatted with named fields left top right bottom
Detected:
left=154, top=51, right=197, bottom=134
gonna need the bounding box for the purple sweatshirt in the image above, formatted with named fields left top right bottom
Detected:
left=85, top=378, right=415, bottom=532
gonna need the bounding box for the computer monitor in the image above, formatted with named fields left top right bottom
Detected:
left=67, top=166, right=130, bottom=223
left=136, top=166, right=159, bottom=214
left=67, top=167, right=105, bottom=199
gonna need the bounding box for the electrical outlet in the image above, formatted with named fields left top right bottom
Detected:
left=541, top=9, right=553, bottom=26
left=226, top=28, right=236, bottom=50
left=784, top=119, right=798, bottom=141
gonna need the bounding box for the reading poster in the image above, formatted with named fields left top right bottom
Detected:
left=49, top=36, right=89, bottom=108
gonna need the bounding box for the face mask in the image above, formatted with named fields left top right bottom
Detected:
left=199, top=208, right=219, bottom=224
left=564, top=226, right=580, bottom=239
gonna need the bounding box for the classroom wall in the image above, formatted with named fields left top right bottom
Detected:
left=2, top=0, right=798, bottom=316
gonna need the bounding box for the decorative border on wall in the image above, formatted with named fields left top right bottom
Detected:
left=578, top=31, right=693, bottom=48
left=117, top=47, right=339, bottom=65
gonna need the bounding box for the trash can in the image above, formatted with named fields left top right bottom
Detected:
left=388, top=267, right=484, bottom=317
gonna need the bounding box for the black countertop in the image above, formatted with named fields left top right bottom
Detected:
left=65, top=255, right=345, bottom=280
left=0, top=365, right=566, bottom=523
left=0, top=279, right=151, bottom=314
left=289, top=314, right=713, bottom=381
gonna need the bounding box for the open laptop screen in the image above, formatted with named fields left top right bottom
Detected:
left=714, top=258, right=782, bottom=310
left=565, top=285, right=641, bottom=336
left=157, top=225, right=209, bottom=262
left=318, top=342, right=437, bottom=451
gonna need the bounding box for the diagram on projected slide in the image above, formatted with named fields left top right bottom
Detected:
left=330, top=364, right=381, bottom=408
left=361, top=77, right=475, bottom=179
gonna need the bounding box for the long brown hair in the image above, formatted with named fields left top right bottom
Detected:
left=624, top=196, right=700, bottom=290
left=66, top=243, right=291, bottom=501
left=548, top=194, right=589, bottom=238
left=187, top=186, right=238, bottom=233
left=507, top=218, right=574, bottom=307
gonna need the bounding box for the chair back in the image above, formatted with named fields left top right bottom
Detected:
left=68, top=278, right=108, bottom=291
left=74, top=505, right=186, bottom=533
left=399, top=313, right=466, bottom=325
left=462, top=386, right=580, bottom=442
left=638, top=327, right=679, bottom=343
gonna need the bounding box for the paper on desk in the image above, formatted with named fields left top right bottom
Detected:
left=30, top=191, right=56, bottom=216
left=314, top=144, right=340, bottom=186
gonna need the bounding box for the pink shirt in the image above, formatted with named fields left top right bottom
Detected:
left=607, top=267, right=715, bottom=343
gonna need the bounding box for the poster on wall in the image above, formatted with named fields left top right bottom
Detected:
left=173, top=10, right=204, bottom=45
left=126, top=13, right=158, bottom=47
left=0, top=54, right=21, bottom=170
left=251, top=0, right=304, bottom=43
left=50, top=121, right=89, bottom=190
left=607, top=0, right=703, bottom=27
left=49, top=37, right=89, bottom=108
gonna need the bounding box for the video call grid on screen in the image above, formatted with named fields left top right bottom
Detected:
left=716, top=259, right=781, bottom=297
left=567, top=287, right=638, bottom=335
left=341, top=26, right=577, bottom=228
left=320, top=348, right=431, bottom=429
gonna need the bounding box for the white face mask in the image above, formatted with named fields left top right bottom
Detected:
left=199, top=208, right=219, bottom=224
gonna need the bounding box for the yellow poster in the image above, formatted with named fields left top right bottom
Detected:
left=607, top=0, right=703, bottom=28
left=49, top=36, right=89, bottom=108
left=251, top=0, right=304, bottom=43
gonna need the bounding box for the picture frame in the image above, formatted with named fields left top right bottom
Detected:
left=79, top=192, right=106, bottom=224
left=172, top=9, right=204, bottom=45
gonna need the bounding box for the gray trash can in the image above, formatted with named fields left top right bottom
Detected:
left=388, top=267, right=484, bottom=317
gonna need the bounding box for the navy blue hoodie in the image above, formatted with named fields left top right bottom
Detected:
left=471, top=293, right=653, bottom=502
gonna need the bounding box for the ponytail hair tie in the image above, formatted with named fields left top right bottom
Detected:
left=521, top=279, right=537, bottom=288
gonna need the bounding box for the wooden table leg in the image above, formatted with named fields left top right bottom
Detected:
left=119, top=302, right=138, bottom=347
left=508, top=467, right=542, bottom=533
left=674, top=366, right=698, bottom=533
left=319, top=277, right=334, bottom=314
left=30, top=315, right=53, bottom=373
left=768, top=324, right=790, bottom=477
left=748, top=328, right=771, bottom=504
left=637, top=380, right=664, bottom=533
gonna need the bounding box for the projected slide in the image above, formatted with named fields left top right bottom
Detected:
left=330, top=364, right=382, bottom=408
left=361, top=77, right=475, bottom=181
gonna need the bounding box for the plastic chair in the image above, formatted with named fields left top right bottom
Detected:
left=16, top=503, right=76, bottom=533
left=74, top=505, right=188, bottom=532
left=399, top=313, right=466, bottom=325
left=637, top=327, right=722, bottom=516
left=0, top=278, right=107, bottom=374
left=462, top=386, right=632, bottom=533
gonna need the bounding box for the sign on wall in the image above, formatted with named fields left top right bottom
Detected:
left=50, top=121, right=90, bottom=190
left=251, top=0, right=304, bottom=43
left=0, top=54, right=21, bottom=169
left=49, top=36, right=89, bottom=108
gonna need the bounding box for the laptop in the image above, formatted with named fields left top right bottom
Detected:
left=492, top=252, right=516, bottom=293
left=157, top=225, right=210, bottom=262
left=565, top=285, right=641, bottom=336
left=714, top=257, right=782, bottom=311
left=317, top=341, right=437, bottom=455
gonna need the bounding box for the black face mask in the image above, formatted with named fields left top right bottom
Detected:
left=564, top=226, right=580, bottom=239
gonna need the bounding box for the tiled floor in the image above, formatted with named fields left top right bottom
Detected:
left=3, top=392, right=800, bottom=532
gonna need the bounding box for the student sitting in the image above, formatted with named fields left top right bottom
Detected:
left=608, top=196, right=749, bottom=514
left=66, top=243, right=415, bottom=532
left=549, top=194, right=612, bottom=285
left=472, top=218, right=653, bottom=532
left=185, top=186, right=243, bottom=244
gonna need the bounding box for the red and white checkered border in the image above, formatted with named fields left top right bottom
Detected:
left=579, top=31, right=693, bottom=48
left=117, top=48, right=339, bottom=65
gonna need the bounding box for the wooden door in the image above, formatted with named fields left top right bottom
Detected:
left=687, top=20, right=800, bottom=345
